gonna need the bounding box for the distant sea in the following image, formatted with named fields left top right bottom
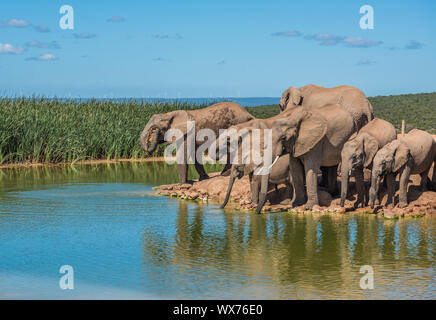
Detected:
left=74, top=97, right=279, bottom=107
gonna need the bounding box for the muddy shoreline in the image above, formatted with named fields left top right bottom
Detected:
left=154, top=169, right=436, bottom=219
left=0, top=157, right=166, bottom=169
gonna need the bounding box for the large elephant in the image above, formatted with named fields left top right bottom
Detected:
left=340, top=118, right=397, bottom=208
left=369, top=129, right=436, bottom=208
left=139, top=102, right=254, bottom=184
left=265, top=104, right=357, bottom=212
left=279, top=84, right=374, bottom=130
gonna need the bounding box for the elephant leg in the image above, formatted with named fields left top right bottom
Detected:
left=320, top=166, right=328, bottom=187
left=303, top=152, right=321, bottom=210
left=327, top=165, right=338, bottom=196
left=385, top=173, right=395, bottom=207
left=251, top=174, right=260, bottom=204
left=280, top=180, right=294, bottom=205
left=419, top=169, right=430, bottom=191
left=289, top=157, right=306, bottom=206
left=194, top=161, right=210, bottom=181
left=354, top=167, right=366, bottom=208
left=177, top=163, right=188, bottom=184
left=432, top=159, right=436, bottom=191
left=398, top=166, right=411, bottom=208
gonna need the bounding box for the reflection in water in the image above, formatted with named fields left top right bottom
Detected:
left=0, top=162, right=435, bottom=299
left=143, top=200, right=436, bottom=299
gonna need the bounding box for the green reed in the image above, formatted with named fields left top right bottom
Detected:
left=0, top=97, right=206, bottom=164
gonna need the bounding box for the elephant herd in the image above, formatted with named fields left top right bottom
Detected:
left=140, top=84, right=436, bottom=214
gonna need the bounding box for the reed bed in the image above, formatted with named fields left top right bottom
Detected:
left=1, top=92, right=434, bottom=165
left=0, top=97, right=206, bottom=164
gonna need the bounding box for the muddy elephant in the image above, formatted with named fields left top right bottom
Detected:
left=221, top=153, right=293, bottom=210
left=279, top=84, right=374, bottom=130
left=369, top=129, right=436, bottom=208
left=340, top=118, right=397, bottom=208
left=139, top=102, right=254, bottom=184
left=265, top=104, right=357, bottom=211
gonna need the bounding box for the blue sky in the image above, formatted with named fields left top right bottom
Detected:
left=0, top=0, right=435, bottom=98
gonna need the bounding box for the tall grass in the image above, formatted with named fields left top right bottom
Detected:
left=0, top=97, right=206, bottom=164
left=1, top=93, right=434, bottom=165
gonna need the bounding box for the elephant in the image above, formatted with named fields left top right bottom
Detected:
left=340, top=118, right=397, bottom=208
left=221, top=153, right=293, bottom=210
left=369, top=129, right=436, bottom=208
left=139, top=102, right=254, bottom=184
left=279, top=84, right=374, bottom=130
left=216, top=111, right=298, bottom=212
left=265, top=104, right=357, bottom=212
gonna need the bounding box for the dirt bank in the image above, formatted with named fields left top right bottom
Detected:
left=0, top=157, right=166, bottom=169
left=154, top=165, right=436, bottom=218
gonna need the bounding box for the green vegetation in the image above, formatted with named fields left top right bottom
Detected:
left=0, top=97, right=207, bottom=164
left=0, top=92, right=435, bottom=165
left=246, top=93, right=436, bottom=134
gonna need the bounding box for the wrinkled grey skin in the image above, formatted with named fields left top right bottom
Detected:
left=139, top=102, right=254, bottom=184
left=267, top=104, right=357, bottom=212
left=219, top=123, right=293, bottom=214
left=279, top=84, right=374, bottom=130
left=340, top=118, right=397, bottom=208
left=221, top=154, right=293, bottom=214
left=369, top=129, right=436, bottom=208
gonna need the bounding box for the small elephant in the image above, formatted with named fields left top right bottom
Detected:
left=269, top=104, right=357, bottom=211
left=139, top=102, right=254, bottom=184
left=279, top=84, right=374, bottom=130
left=340, top=118, right=397, bottom=208
left=369, top=129, right=436, bottom=208
left=219, top=124, right=293, bottom=212
left=221, top=154, right=293, bottom=211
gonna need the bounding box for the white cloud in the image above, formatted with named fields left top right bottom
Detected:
left=356, top=59, right=376, bottom=66
left=343, top=37, right=383, bottom=48
left=271, top=30, right=301, bottom=37
left=26, top=40, right=61, bottom=49
left=27, top=53, right=58, bottom=61
left=107, top=16, right=125, bottom=23
left=35, top=25, right=50, bottom=33
left=0, top=19, right=30, bottom=27
left=0, top=43, right=24, bottom=54
left=73, top=32, right=96, bottom=39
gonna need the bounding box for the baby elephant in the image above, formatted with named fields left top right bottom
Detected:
left=221, top=154, right=293, bottom=210
left=340, top=118, right=397, bottom=207
left=369, top=129, right=436, bottom=208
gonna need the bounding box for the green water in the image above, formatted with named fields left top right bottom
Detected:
left=0, top=162, right=435, bottom=299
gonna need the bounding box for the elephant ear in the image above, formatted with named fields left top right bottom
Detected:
left=393, top=141, right=411, bottom=173
left=294, top=111, right=327, bottom=158
left=362, top=133, right=380, bottom=168
left=290, top=86, right=302, bottom=106
left=168, top=111, right=191, bottom=136
left=279, top=89, right=290, bottom=111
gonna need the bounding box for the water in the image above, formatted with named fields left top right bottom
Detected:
left=0, top=162, right=435, bottom=299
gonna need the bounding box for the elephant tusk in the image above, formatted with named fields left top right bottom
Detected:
left=268, top=156, right=280, bottom=170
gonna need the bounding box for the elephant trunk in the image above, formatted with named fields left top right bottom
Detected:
left=255, top=174, right=269, bottom=214
left=369, top=174, right=381, bottom=208
left=140, top=128, right=159, bottom=153
left=255, top=192, right=267, bottom=214
left=340, top=163, right=350, bottom=207
left=220, top=175, right=236, bottom=209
